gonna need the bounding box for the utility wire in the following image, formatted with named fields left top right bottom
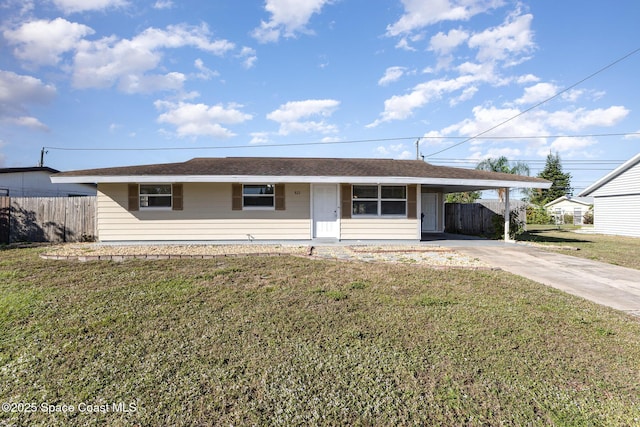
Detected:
left=425, top=46, right=640, bottom=157
left=43, top=132, right=640, bottom=152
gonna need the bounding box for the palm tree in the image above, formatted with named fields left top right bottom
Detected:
left=476, top=156, right=530, bottom=202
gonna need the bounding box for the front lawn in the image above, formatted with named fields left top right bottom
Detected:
left=519, top=225, right=640, bottom=270
left=1, top=248, right=639, bottom=426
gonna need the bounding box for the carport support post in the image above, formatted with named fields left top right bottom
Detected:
left=504, top=187, right=510, bottom=242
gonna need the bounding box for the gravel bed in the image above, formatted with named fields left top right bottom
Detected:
left=41, top=243, right=492, bottom=268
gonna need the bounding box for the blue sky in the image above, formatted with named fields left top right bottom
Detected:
left=1, top=0, right=639, bottom=194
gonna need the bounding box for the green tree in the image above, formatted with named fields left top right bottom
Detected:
left=445, top=191, right=481, bottom=203
left=530, top=152, right=572, bottom=206
left=476, top=156, right=530, bottom=202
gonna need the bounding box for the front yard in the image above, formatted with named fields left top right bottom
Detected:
left=518, top=225, right=640, bottom=270
left=1, top=247, right=639, bottom=426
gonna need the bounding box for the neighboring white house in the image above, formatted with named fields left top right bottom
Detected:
left=51, top=157, right=550, bottom=242
left=544, top=196, right=593, bottom=225
left=0, top=167, right=96, bottom=197
left=579, top=153, right=640, bottom=237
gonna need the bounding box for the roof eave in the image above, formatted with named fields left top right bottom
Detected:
left=51, top=174, right=551, bottom=189
left=579, top=152, right=640, bottom=196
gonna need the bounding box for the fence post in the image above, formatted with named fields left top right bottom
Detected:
left=0, top=196, right=9, bottom=244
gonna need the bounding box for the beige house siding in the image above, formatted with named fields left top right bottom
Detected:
left=97, top=183, right=311, bottom=241
left=340, top=218, right=418, bottom=240
left=546, top=199, right=592, bottom=224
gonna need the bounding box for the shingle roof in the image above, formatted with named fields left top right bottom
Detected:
left=0, top=166, right=59, bottom=174
left=53, top=157, right=549, bottom=186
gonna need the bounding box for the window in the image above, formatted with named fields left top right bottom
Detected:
left=352, top=185, right=406, bottom=216
left=140, top=184, right=172, bottom=208
left=243, top=184, right=275, bottom=209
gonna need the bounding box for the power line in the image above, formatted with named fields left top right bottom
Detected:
left=43, top=132, right=640, bottom=153
left=425, top=46, right=640, bottom=157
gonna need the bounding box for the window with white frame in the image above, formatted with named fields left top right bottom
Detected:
left=139, top=184, right=172, bottom=208
left=243, top=184, right=275, bottom=208
left=352, top=185, right=406, bottom=216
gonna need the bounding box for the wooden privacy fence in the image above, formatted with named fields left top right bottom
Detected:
left=0, top=196, right=96, bottom=244
left=445, top=200, right=527, bottom=237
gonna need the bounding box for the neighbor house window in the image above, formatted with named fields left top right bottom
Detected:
left=243, top=184, right=275, bottom=209
left=139, top=184, right=172, bottom=208
left=352, top=185, right=406, bottom=216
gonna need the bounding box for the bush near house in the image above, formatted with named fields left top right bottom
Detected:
left=526, top=205, right=553, bottom=225
left=583, top=209, right=594, bottom=225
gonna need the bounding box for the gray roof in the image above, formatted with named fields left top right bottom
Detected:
left=0, top=166, right=59, bottom=174
left=51, top=157, right=551, bottom=191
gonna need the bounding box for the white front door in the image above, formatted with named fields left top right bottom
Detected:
left=313, top=184, right=339, bottom=238
left=421, top=193, right=437, bottom=232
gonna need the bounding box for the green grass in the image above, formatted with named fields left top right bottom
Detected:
left=1, top=248, right=640, bottom=426
left=519, top=225, right=640, bottom=270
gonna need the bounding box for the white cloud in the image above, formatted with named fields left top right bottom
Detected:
left=3, top=18, right=94, bottom=66
left=154, top=100, right=252, bottom=138
left=515, top=82, right=558, bottom=105
left=119, top=72, right=186, bottom=94
left=72, top=24, right=234, bottom=93
left=386, top=0, right=505, bottom=36
left=5, top=116, right=49, bottom=131
left=624, top=130, right=640, bottom=140
left=0, top=70, right=55, bottom=131
left=267, top=99, right=339, bottom=135
left=516, top=74, right=539, bottom=84
left=252, top=0, right=331, bottom=43
left=193, top=59, right=218, bottom=80
left=52, top=0, right=128, bottom=14
left=376, top=143, right=413, bottom=159
left=440, top=102, right=630, bottom=160
left=428, top=28, right=469, bottom=55
left=395, top=37, right=416, bottom=51
left=546, top=106, right=629, bottom=132
left=153, top=0, right=173, bottom=9
left=238, top=47, right=257, bottom=69
left=250, top=132, right=270, bottom=144
left=546, top=136, right=597, bottom=157
left=378, top=66, right=406, bottom=86
left=468, top=12, right=534, bottom=64
left=367, top=74, right=481, bottom=127
left=371, top=10, right=535, bottom=127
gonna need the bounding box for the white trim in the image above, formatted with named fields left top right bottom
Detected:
left=311, top=183, right=340, bottom=239
left=416, top=186, right=422, bottom=239
left=544, top=196, right=593, bottom=208
left=139, top=183, right=172, bottom=210
left=52, top=174, right=551, bottom=189
left=579, top=152, right=640, bottom=196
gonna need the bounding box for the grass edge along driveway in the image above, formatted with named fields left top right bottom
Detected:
left=518, top=226, right=640, bottom=270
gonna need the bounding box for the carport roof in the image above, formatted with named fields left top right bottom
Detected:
left=51, top=157, right=551, bottom=190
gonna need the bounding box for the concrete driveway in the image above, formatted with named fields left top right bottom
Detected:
left=452, top=243, right=640, bottom=317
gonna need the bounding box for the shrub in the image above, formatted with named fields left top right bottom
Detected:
left=526, top=206, right=552, bottom=224
left=583, top=208, right=594, bottom=225
left=492, top=207, right=526, bottom=239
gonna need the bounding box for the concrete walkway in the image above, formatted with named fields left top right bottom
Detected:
left=453, top=243, right=640, bottom=317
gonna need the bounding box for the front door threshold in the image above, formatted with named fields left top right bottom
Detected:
left=312, top=237, right=340, bottom=244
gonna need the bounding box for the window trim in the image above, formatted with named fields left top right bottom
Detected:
left=139, top=183, right=173, bottom=210
left=352, top=184, right=407, bottom=218
left=242, top=184, right=276, bottom=210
